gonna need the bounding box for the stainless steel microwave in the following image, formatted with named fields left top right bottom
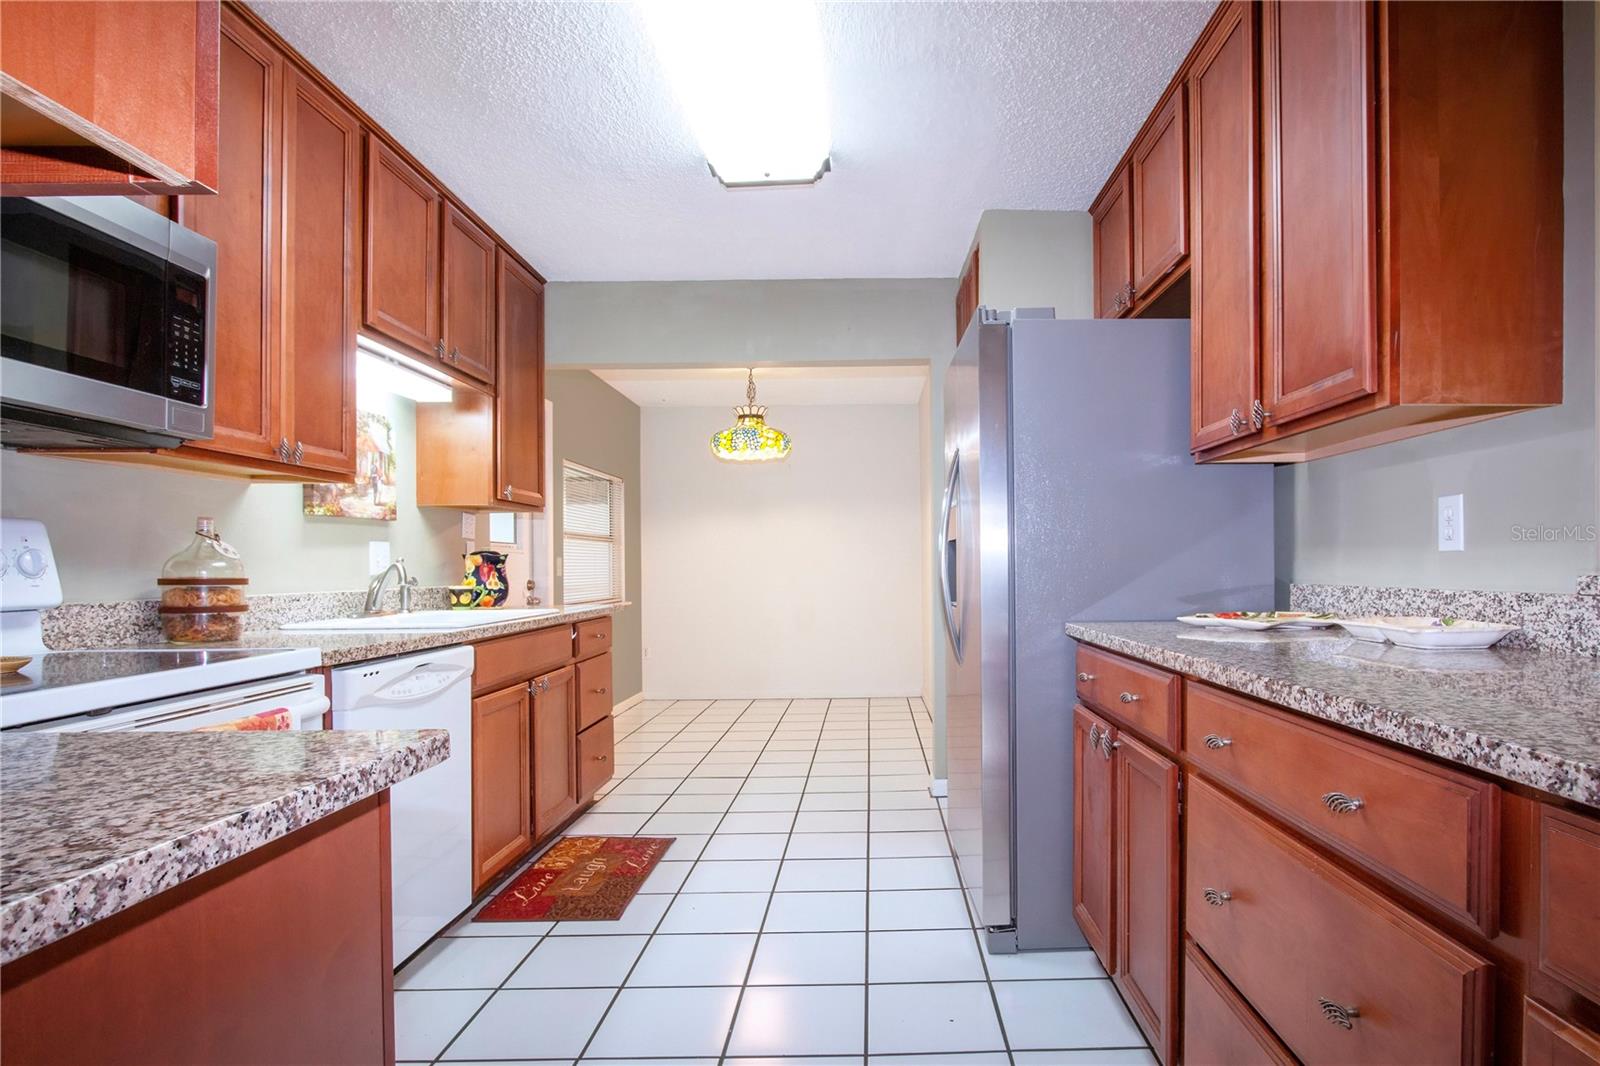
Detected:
left=0, top=196, right=216, bottom=449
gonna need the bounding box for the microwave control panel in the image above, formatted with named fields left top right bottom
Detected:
left=165, top=267, right=208, bottom=405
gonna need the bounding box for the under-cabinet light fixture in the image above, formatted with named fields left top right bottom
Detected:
left=356, top=335, right=453, bottom=404
left=638, top=0, right=832, bottom=188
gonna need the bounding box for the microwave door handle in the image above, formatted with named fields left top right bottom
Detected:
left=940, top=449, right=963, bottom=663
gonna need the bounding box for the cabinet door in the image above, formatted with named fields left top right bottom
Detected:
left=1091, top=167, right=1135, bottom=318
left=531, top=664, right=578, bottom=839
left=1187, top=2, right=1261, bottom=452
left=495, top=252, right=546, bottom=508
left=1132, top=86, right=1188, bottom=296
left=1524, top=999, right=1600, bottom=1066
left=279, top=68, right=358, bottom=476
left=363, top=135, right=441, bottom=358
left=1261, top=0, right=1378, bottom=427
left=471, top=683, right=532, bottom=893
left=441, top=203, right=496, bottom=386
left=577, top=715, right=615, bottom=800
left=1072, top=705, right=1116, bottom=974
left=176, top=9, right=281, bottom=464
left=1114, top=733, right=1179, bottom=1064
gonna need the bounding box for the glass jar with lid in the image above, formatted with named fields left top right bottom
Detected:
left=157, top=517, right=249, bottom=642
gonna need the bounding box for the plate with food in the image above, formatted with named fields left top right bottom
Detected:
left=1179, top=611, right=1337, bottom=631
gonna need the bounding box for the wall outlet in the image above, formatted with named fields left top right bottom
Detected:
left=460, top=512, right=477, bottom=541
left=1438, top=494, right=1465, bottom=551
left=368, top=540, right=392, bottom=575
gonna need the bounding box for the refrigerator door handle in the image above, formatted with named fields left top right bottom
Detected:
left=940, top=448, right=963, bottom=663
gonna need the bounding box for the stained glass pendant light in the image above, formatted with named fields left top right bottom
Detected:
left=711, top=369, right=792, bottom=462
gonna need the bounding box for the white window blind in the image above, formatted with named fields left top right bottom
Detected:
left=562, top=462, right=623, bottom=604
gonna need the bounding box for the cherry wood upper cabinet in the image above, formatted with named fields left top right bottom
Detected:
left=364, top=135, right=441, bottom=358
left=1131, top=86, right=1189, bottom=297
left=1114, top=733, right=1179, bottom=1065
left=1072, top=705, right=1116, bottom=975
left=472, top=683, right=533, bottom=893
left=531, top=665, right=579, bottom=841
left=496, top=253, right=546, bottom=508
left=1259, top=0, right=1378, bottom=429
left=954, top=245, right=981, bottom=341
left=175, top=8, right=281, bottom=465
left=0, top=1, right=220, bottom=196
left=1186, top=2, right=1260, bottom=452
left=1090, top=167, right=1134, bottom=318
left=441, top=203, right=497, bottom=387
left=279, top=69, right=359, bottom=476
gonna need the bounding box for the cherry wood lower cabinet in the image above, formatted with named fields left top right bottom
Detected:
left=1072, top=704, right=1116, bottom=972
left=471, top=682, right=533, bottom=893
left=0, top=795, right=394, bottom=1064
left=578, top=714, right=616, bottom=800
left=531, top=663, right=580, bottom=840
left=1181, top=938, right=1295, bottom=1066
left=1071, top=641, right=1600, bottom=1065
left=1114, top=731, right=1180, bottom=1064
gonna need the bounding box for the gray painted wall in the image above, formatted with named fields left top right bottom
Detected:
left=0, top=392, right=462, bottom=602
left=547, top=370, right=644, bottom=703
left=1275, top=3, right=1599, bottom=596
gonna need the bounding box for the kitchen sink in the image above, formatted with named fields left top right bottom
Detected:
left=279, top=608, right=562, bottom=632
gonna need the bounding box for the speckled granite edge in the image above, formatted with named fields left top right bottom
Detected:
left=39, top=595, right=626, bottom=667
left=41, top=586, right=455, bottom=648
left=1290, top=579, right=1600, bottom=657
left=1064, top=623, right=1600, bottom=807
left=0, top=729, right=449, bottom=964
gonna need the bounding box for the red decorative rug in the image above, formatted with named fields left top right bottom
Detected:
left=474, top=836, right=676, bottom=922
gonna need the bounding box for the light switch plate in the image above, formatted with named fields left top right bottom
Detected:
left=1438, top=494, right=1465, bottom=551
left=368, top=540, right=392, bottom=574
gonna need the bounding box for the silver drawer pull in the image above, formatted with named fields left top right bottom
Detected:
left=1119, top=692, right=1141, bottom=704
left=1202, top=887, right=1232, bottom=906
left=1203, top=734, right=1232, bottom=750
left=1077, top=671, right=1095, bottom=683
left=1318, top=997, right=1360, bottom=1029
left=1321, top=791, right=1365, bottom=814
left=1087, top=723, right=1102, bottom=747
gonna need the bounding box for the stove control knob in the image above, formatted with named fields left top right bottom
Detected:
left=15, top=548, right=48, bottom=579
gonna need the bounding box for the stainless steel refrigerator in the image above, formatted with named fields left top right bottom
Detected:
left=940, top=309, right=1274, bottom=952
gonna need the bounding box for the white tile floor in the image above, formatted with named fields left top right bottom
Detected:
left=396, top=697, right=1154, bottom=1065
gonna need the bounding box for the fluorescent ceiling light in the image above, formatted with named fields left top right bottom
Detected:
left=356, top=335, right=453, bottom=404
left=639, top=0, right=831, bottom=187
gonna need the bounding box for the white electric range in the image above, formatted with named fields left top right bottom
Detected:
left=0, top=519, right=325, bottom=732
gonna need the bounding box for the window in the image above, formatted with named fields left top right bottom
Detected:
left=562, top=461, right=624, bottom=604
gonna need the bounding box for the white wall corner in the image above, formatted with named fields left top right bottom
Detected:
left=612, top=692, right=644, bottom=715
left=929, top=778, right=949, bottom=798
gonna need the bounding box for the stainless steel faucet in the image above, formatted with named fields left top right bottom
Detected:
left=364, top=558, right=418, bottom=615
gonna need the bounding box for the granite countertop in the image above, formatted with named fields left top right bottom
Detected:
left=237, top=602, right=625, bottom=667
left=0, top=728, right=449, bottom=963
left=1064, top=622, right=1600, bottom=808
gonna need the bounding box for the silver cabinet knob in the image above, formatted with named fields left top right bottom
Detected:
left=1076, top=672, right=1095, bottom=683
left=1228, top=408, right=1246, bottom=435
left=292, top=440, right=304, bottom=464
left=1251, top=400, right=1273, bottom=430
left=503, top=484, right=513, bottom=499
left=1318, top=997, right=1360, bottom=1029
left=1119, top=692, right=1141, bottom=704
left=1321, top=791, right=1365, bottom=815
left=1203, top=734, right=1232, bottom=750
left=435, top=339, right=446, bottom=358
left=1097, top=729, right=1116, bottom=761
left=277, top=437, right=291, bottom=462
left=594, top=753, right=608, bottom=762
left=1202, top=887, right=1232, bottom=906
left=593, top=687, right=607, bottom=695
left=1087, top=723, right=1102, bottom=748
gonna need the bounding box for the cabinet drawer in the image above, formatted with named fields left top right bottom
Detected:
left=473, top=625, right=572, bottom=694
left=1183, top=681, right=1499, bottom=934
left=1539, top=805, right=1600, bottom=1003
left=1523, top=998, right=1600, bottom=1066
left=575, top=617, right=612, bottom=660
left=1185, top=775, right=1490, bottom=1065
left=1074, top=645, right=1179, bottom=749
left=576, top=652, right=613, bottom=733
left=577, top=716, right=614, bottom=799
left=1182, top=938, right=1295, bottom=1066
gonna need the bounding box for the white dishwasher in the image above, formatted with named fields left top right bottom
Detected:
left=332, top=644, right=474, bottom=964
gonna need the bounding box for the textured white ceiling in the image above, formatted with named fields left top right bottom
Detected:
left=253, top=0, right=1214, bottom=282
left=593, top=365, right=928, bottom=407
